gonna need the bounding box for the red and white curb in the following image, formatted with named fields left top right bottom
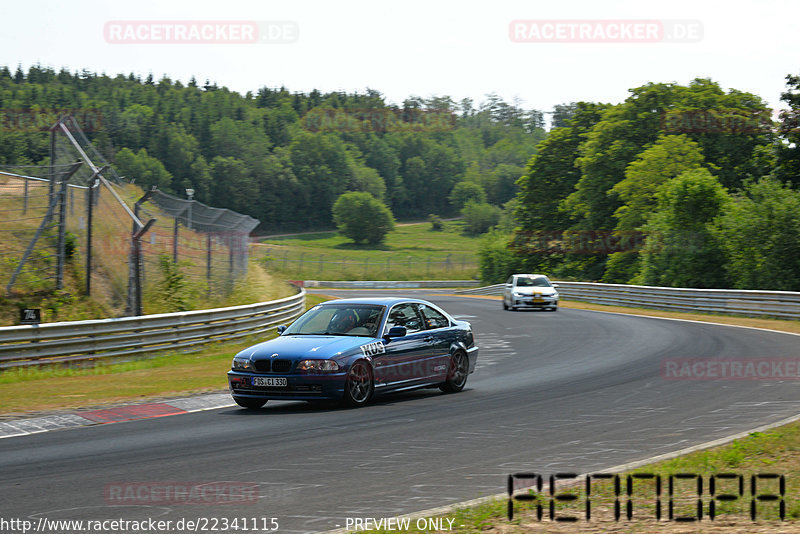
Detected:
left=0, top=393, right=235, bottom=439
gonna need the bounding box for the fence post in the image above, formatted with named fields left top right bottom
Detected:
left=23, top=177, right=28, bottom=215
left=173, top=217, right=179, bottom=263
left=228, top=233, right=235, bottom=290
left=131, top=219, right=156, bottom=316
left=55, top=170, right=70, bottom=290
left=207, top=233, right=212, bottom=298
left=129, top=187, right=157, bottom=316
left=85, top=178, right=97, bottom=295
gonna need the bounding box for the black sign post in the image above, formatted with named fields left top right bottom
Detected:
left=20, top=308, right=41, bottom=325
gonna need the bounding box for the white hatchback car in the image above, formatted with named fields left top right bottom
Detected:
left=502, top=274, right=559, bottom=311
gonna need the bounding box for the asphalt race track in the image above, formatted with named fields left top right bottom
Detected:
left=2, top=290, right=800, bottom=533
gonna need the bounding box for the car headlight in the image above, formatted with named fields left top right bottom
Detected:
left=513, top=292, right=525, bottom=297
left=552, top=292, right=559, bottom=299
left=296, top=360, right=340, bottom=372
left=232, top=357, right=254, bottom=371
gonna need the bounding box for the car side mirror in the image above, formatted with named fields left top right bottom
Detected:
left=552, top=284, right=559, bottom=288
left=385, top=326, right=407, bottom=339
left=276, top=325, right=287, bottom=334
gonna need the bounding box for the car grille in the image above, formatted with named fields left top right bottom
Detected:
left=253, top=359, right=292, bottom=373
left=272, top=360, right=292, bottom=373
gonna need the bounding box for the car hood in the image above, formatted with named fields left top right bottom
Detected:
left=235, top=335, right=372, bottom=361
left=513, top=287, right=557, bottom=296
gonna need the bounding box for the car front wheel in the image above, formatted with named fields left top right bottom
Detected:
left=341, top=360, right=374, bottom=407
left=440, top=351, right=469, bottom=393
left=234, top=397, right=267, bottom=409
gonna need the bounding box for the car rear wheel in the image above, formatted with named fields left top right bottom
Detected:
left=341, top=360, right=374, bottom=407
left=234, top=397, right=267, bottom=409
left=440, top=351, right=469, bottom=393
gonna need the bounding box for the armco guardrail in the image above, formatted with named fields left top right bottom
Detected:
left=0, top=289, right=306, bottom=369
left=456, top=282, right=800, bottom=319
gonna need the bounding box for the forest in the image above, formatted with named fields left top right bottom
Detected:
left=0, top=65, right=544, bottom=232
left=2, top=65, right=800, bottom=290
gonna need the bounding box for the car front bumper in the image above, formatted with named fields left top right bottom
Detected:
left=511, top=296, right=558, bottom=308
left=227, top=370, right=348, bottom=401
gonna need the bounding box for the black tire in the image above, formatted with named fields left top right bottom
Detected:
left=440, top=351, right=469, bottom=393
left=234, top=397, right=267, bottom=409
left=341, top=360, right=374, bottom=407
left=549, top=306, right=558, bottom=312
left=502, top=299, right=508, bottom=310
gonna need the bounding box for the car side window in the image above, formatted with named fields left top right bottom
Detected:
left=506, top=276, right=513, bottom=285
left=384, top=303, right=423, bottom=334
left=418, top=304, right=450, bottom=330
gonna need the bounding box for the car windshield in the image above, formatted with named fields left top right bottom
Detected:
left=283, top=304, right=385, bottom=337
left=517, top=277, right=551, bottom=287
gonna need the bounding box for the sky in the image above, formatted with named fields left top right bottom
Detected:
left=3, top=0, right=799, bottom=118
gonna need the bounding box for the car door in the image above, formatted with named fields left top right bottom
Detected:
left=417, top=303, right=453, bottom=383
left=374, top=303, right=430, bottom=389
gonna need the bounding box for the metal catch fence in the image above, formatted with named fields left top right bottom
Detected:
left=1, top=116, right=260, bottom=319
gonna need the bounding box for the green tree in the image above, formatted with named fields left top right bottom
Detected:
left=449, top=181, right=487, bottom=210
left=332, top=191, right=395, bottom=245
left=638, top=168, right=730, bottom=288
left=775, top=72, right=800, bottom=186
left=564, top=79, right=771, bottom=231
left=288, top=132, right=352, bottom=227
left=461, top=201, right=501, bottom=235
left=114, top=147, right=173, bottom=190
left=612, top=134, right=706, bottom=231
left=713, top=177, right=800, bottom=290
left=209, top=156, right=256, bottom=214
left=515, top=102, right=608, bottom=232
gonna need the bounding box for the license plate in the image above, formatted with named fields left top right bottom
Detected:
left=533, top=298, right=544, bottom=303
left=251, top=377, right=287, bottom=387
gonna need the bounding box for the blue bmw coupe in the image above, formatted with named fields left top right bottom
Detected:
left=227, top=297, right=479, bottom=408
